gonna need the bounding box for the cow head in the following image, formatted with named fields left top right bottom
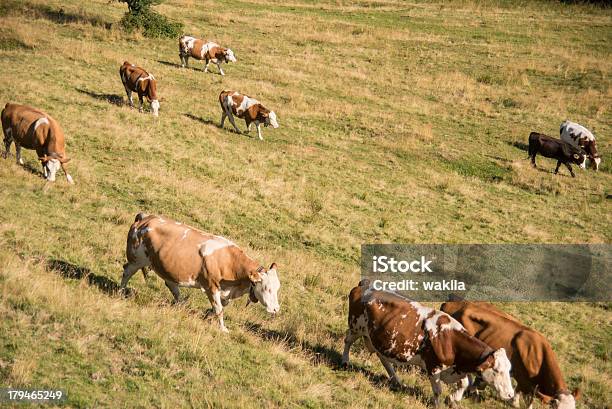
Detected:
left=589, top=156, right=601, bottom=171
left=585, top=142, right=601, bottom=171
left=225, top=48, right=237, bottom=63
left=40, top=153, right=70, bottom=182
left=550, top=390, right=578, bottom=409
left=265, top=111, right=279, bottom=129
left=151, top=100, right=160, bottom=117
left=248, top=263, right=280, bottom=314
left=477, top=348, right=514, bottom=401
left=569, top=149, right=587, bottom=169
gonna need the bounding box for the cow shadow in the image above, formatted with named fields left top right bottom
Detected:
left=242, top=321, right=427, bottom=398
left=183, top=113, right=217, bottom=126
left=508, top=141, right=529, bottom=153
left=17, top=160, right=44, bottom=178
left=47, top=259, right=124, bottom=296
left=76, top=88, right=124, bottom=107
left=157, top=60, right=202, bottom=72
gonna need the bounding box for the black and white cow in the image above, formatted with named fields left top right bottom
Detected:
left=560, top=121, right=601, bottom=171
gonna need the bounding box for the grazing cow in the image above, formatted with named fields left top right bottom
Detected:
left=1, top=102, right=74, bottom=183
left=218, top=90, right=279, bottom=140
left=121, top=213, right=280, bottom=332
left=528, top=132, right=586, bottom=177
left=178, top=35, right=236, bottom=75
left=119, top=61, right=160, bottom=116
left=560, top=120, right=601, bottom=170
left=440, top=299, right=580, bottom=409
left=342, top=281, right=514, bottom=407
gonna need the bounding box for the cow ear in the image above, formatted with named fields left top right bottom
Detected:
left=269, top=263, right=277, bottom=271
left=476, top=354, right=495, bottom=372
left=513, top=331, right=543, bottom=377
left=249, top=269, right=262, bottom=283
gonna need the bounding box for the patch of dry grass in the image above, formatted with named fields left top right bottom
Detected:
left=0, top=0, right=610, bottom=407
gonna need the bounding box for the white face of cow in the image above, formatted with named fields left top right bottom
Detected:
left=252, top=265, right=280, bottom=314
left=551, top=393, right=576, bottom=409
left=268, top=111, right=279, bottom=128
left=480, top=349, right=514, bottom=401
left=226, top=49, right=237, bottom=63
left=575, top=154, right=586, bottom=169
left=590, top=157, right=601, bottom=171
left=45, top=159, right=61, bottom=182
left=151, top=100, right=160, bottom=117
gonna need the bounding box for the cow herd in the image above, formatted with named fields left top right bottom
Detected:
left=0, top=30, right=594, bottom=409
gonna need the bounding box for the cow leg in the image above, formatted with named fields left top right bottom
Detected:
left=204, top=58, right=210, bottom=73
left=226, top=110, right=241, bottom=134
left=15, top=143, right=23, bottom=165
left=42, top=162, right=48, bottom=178
left=184, top=55, right=189, bottom=68
left=217, top=62, right=225, bottom=76
left=2, top=127, right=12, bottom=159
left=138, top=94, right=144, bottom=113
left=164, top=281, right=181, bottom=303
left=429, top=373, right=444, bottom=408
left=445, top=375, right=469, bottom=407
left=523, top=392, right=535, bottom=409
left=120, top=261, right=147, bottom=292
left=207, top=289, right=229, bottom=333
left=61, top=162, right=74, bottom=184
left=124, top=86, right=134, bottom=108
left=564, top=162, right=575, bottom=177
left=377, top=354, right=403, bottom=386
left=530, top=154, right=536, bottom=168
left=256, top=123, right=263, bottom=141
left=179, top=53, right=185, bottom=67
left=554, top=160, right=561, bottom=175
left=220, top=111, right=227, bottom=128
left=341, top=329, right=358, bottom=367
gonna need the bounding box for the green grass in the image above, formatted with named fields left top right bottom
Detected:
left=0, top=0, right=611, bottom=408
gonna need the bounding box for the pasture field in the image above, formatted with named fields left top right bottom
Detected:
left=0, top=0, right=610, bottom=407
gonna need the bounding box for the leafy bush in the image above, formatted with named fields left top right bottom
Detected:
left=117, top=0, right=182, bottom=38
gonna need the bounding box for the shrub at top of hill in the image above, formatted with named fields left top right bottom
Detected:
left=117, top=0, right=182, bottom=38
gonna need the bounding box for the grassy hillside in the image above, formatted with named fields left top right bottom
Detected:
left=0, top=0, right=610, bottom=408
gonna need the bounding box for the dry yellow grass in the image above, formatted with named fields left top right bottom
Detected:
left=0, top=0, right=610, bottom=408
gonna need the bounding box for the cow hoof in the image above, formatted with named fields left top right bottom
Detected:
left=220, top=327, right=229, bottom=334
left=340, top=360, right=349, bottom=369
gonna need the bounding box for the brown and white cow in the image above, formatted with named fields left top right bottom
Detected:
left=1, top=102, right=73, bottom=183
left=218, top=90, right=279, bottom=140
left=342, top=281, right=514, bottom=407
left=119, top=61, right=160, bottom=116
left=440, top=299, right=579, bottom=409
left=178, top=35, right=236, bottom=76
left=560, top=120, right=601, bottom=170
left=121, top=213, right=280, bottom=332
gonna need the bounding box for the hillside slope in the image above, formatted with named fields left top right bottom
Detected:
left=0, top=0, right=610, bottom=408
